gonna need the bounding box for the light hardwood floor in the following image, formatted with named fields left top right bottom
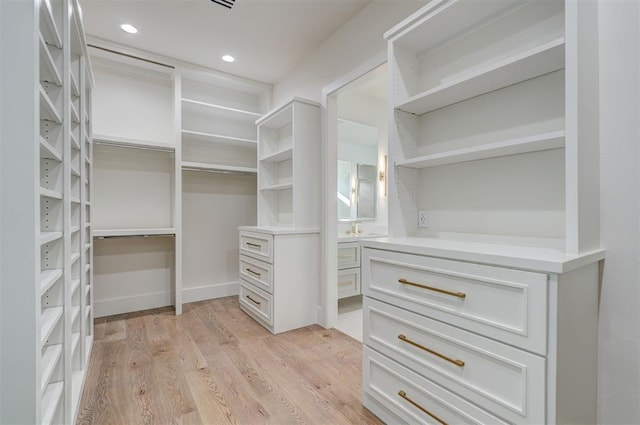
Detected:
left=76, top=296, right=383, bottom=425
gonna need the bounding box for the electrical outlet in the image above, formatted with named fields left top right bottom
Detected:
left=418, top=210, right=429, bottom=228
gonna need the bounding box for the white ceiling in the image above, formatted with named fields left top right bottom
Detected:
left=79, top=0, right=372, bottom=85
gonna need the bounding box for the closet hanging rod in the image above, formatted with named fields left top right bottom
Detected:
left=182, top=166, right=255, bottom=176
left=88, top=44, right=175, bottom=69
left=94, top=234, right=175, bottom=240
left=93, top=139, right=175, bottom=153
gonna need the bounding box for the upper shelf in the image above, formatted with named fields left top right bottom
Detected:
left=181, top=129, right=257, bottom=148
left=182, top=98, right=262, bottom=120
left=181, top=161, right=257, bottom=175
left=39, top=0, right=62, bottom=48
left=396, top=131, right=565, bottom=168
left=396, top=38, right=565, bottom=115
left=260, top=147, right=293, bottom=163
left=93, top=134, right=175, bottom=152
left=39, top=34, right=62, bottom=86
left=93, top=228, right=177, bottom=238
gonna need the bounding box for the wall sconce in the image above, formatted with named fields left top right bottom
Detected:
left=379, top=155, right=387, bottom=196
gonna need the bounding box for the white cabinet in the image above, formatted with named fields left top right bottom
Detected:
left=257, top=98, right=320, bottom=228
left=362, top=244, right=600, bottom=424
left=238, top=227, right=319, bottom=334
left=1, top=0, right=94, bottom=423
left=337, top=241, right=361, bottom=299
left=362, top=1, right=605, bottom=423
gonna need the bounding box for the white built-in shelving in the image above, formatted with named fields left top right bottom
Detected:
left=362, top=1, right=604, bottom=424
left=89, top=43, right=271, bottom=317
left=0, top=0, right=94, bottom=423
left=257, top=98, right=320, bottom=228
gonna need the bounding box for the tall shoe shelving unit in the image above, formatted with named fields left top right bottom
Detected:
left=1, top=0, right=94, bottom=423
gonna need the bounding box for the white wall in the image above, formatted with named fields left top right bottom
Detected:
left=273, top=0, right=427, bottom=105
left=597, top=1, right=640, bottom=423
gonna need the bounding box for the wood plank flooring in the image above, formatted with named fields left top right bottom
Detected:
left=76, top=296, right=383, bottom=425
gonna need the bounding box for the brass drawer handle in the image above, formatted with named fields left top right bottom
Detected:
left=398, top=390, right=448, bottom=425
left=245, top=295, right=261, bottom=306
left=245, top=268, right=261, bottom=277
left=246, top=242, right=262, bottom=249
left=398, top=334, right=465, bottom=367
left=398, top=278, right=465, bottom=299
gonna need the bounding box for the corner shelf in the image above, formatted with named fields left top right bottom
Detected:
left=40, top=231, right=63, bottom=245
left=41, top=381, right=63, bottom=425
left=40, top=269, right=63, bottom=294
left=39, top=136, right=62, bottom=162
left=397, top=38, right=565, bottom=115
left=39, top=0, right=62, bottom=48
left=397, top=131, right=565, bottom=168
left=40, top=344, right=63, bottom=392
left=40, top=307, right=63, bottom=345
left=39, top=87, right=62, bottom=124
left=40, top=187, right=63, bottom=200
left=39, top=35, right=62, bottom=86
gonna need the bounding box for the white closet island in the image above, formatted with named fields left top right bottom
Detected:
left=362, top=1, right=605, bottom=424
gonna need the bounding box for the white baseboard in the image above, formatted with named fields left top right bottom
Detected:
left=94, top=291, right=173, bottom=318
left=94, top=282, right=240, bottom=318
left=182, top=281, right=239, bottom=304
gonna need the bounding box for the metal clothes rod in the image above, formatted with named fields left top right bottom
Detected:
left=182, top=167, right=255, bottom=176
left=93, top=139, right=175, bottom=153
left=88, top=44, right=175, bottom=69
left=94, top=234, right=175, bottom=240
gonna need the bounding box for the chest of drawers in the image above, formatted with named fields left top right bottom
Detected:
left=337, top=241, right=361, bottom=299
left=238, top=227, right=319, bottom=334
left=361, top=241, right=602, bottom=424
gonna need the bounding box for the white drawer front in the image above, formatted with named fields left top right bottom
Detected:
left=362, top=248, right=547, bottom=354
left=337, top=268, right=360, bottom=299
left=337, top=242, right=360, bottom=269
left=239, top=281, right=273, bottom=326
left=239, top=255, right=273, bottom=294
left=364, top=297, right=545, bottom=424
left=364, top=347, right=510, bottom=425
left=239, top=231, right=273, bottom=263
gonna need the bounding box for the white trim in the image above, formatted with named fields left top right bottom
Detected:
left=319, top=53, right=387, bottom=329
left=94, top=291, right=173, bottom=318
left=181, top=281, right=239, bottom=304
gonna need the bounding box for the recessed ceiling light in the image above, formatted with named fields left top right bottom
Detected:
left=222, top=55, right=235, bottom=63
left=120, top=24, right=138, bottom=34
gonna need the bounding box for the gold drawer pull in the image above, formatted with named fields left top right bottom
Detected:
left=246, top=242, right=262, bottom=249
left=398, top=390, right=448, bottom=425
left=245, top=295, right=261, bottom=306
left=398, top=278, right=466, bottom=299
left=398, top=334, right=465, bottom=367
left=245, top=268, right=261, bottom=277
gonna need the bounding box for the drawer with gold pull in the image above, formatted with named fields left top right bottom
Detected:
left=239, top=281, right=273, bottom=326
left=240, top=254, right=273, bottom=294
left=239, top=231, right=273, bottom=263
left=362, top=247, right=548, bottom=354
left=337, top=267, right=360, bottom=299
left=364, top=347, right=509, bottom=425
left=337, top=241, right=360, bottom=269
left=364, top=297, right=545, bottom=424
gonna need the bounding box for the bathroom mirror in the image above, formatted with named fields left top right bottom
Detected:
left=337, top=119, right=378, bottom=221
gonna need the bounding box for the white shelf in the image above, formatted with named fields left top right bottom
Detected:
left=70, top=197, right=81, bottom=204
left=40, top=231, right=63, bottom=245
left=93, top=133, right=175, bottom=152
left=71, top=305, right=81, bottom=328
left=181, top=98, right=262, bottom=119
left=260, top=147, right=293, bottom=163
left=397, top=131, right=565, bottom=168
left=260, top=182, right=293, bottom=192
left=71, top=278, right=81, bottom=296
left=84, top=243, right=91, bottom=251
left=40, top=307, right=63, bottom=346
left=71, top=252, right=80, bottom=265
left=71, top=333, right=80, bottom=361
left=70, top=164, right=80, bottom=176
left=71, top=370, right=84, bottom=422
left=40, top=187, right=62, bottom=200
left=93, top=228, right=177, bottom=238
left=38, top=34, right=62, bottom=86
left=85, top=264, right=91, bottom=274
left=39, top=0, right=62, bottom=48
left=85, top=305, right=92, bottom=320
left=70, top=71, right=80, bottom=98
left=181, top=161, right=257, bottom=174
left=40, top=269, right=63, bottom=295
left=85, top=335, right=93, bottom=363
left=70, top=131, right=80, bottom=150
left=396, top=38, right=565, bottom=115
left=40, top=344, right=63, bottom=393
left=39, top=136, right=62, bottom=162
left=181, top=129, right=257, bottom=148
left=70, top=101, right=80, bottom=124
left=39, top=86, right=62, bottom=124
left=70, top=225, right=80, bottom=234
left=41, top=381, right=63, bottom=425
left=84, top=284, right=91, bottom=298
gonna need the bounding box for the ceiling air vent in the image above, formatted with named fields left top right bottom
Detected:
left=211, top=0, right=235, bottom=9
